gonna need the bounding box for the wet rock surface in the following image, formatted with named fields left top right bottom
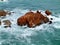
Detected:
left=17, top=10, right=52, bottom=28
left=0, top=10, right=7, bottom=16
left=0, top=10, right=14, bottom=17
left=0, top=10, right=15, bottom=28
left=45, top=10, right=52, bottom=15
left=3, top=20, right=11, bottom=28
left=0, top=20, right=1, bottom=25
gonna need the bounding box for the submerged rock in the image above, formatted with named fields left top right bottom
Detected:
left=3, top=20, right=11, bottom=28
left=17, top=10, right=51, bottom=28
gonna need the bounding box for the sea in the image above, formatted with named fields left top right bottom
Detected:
left=0, top=0, right=60, bottom=45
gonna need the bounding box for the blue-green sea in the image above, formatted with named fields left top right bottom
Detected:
left=0, top=0, right=60, bottom=45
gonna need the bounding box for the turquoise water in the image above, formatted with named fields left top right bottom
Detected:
left=0, top=0, right=60, bottom=45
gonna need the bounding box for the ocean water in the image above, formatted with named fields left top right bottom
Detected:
left=0, top=0, right=60, bottom=45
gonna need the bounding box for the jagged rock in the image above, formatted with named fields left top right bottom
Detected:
left=45, top=10, right=52, bottom=15
left=17, top=10, right=50, bottom=28
left=3, top=20, right=11, bottom=28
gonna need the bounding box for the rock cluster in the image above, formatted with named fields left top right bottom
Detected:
left=0, top=10, right=13, bottom=28
left=3, top=20, right=11, bottom=28
left=0, top=10, right=52, bottom=28
left=17, top=10, right=52, bottom=28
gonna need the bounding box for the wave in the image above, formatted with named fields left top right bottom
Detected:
left=0, top=8, right=60, bottom=45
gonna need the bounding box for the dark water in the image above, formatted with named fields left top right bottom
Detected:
left=0, top=0, right=60, bottom=45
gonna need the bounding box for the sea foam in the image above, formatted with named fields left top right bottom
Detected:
left=0, top=0, right=8, bottom=2
left=0, top=8, right=60, bottom=31
left=0, top=8, right=60, bottom=45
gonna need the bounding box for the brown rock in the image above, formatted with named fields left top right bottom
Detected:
left=17, top=11, right=34, bottom=26
left=45, top=10, right=52, bottom=15
left=17, top=10, right=50, bottom=28
left=0, top=10, right=7, bottom=16
left=43, top=17, right=49, bottom=23
left=0, top=10, right=12, bottom=17
left=17, top=16, right=27, bottom=26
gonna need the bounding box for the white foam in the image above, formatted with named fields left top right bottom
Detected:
left=0, top=8, right=60, bottom=40
left=0, top=8, right=60, bottom=45
left=0, top=0, right=8, bottom=2
left=0, top=8, right=59, bottom=30
left=41, top=11, right=47, bottom=17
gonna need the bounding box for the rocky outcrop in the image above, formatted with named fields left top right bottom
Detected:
left=45, top=10, right=52, bottom=15
left=17, top=10, right=51, bottom=28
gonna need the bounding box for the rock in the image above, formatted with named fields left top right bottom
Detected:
left=0, top=20, right=1, bottom=25
left=3, top=20, right=11, bottom=28
left=49, top=21, right=52, bottom=24
left=17, top=16, right=27, bottom=26
left=4, top=26, right=11, bottom=28
left=45, top=10, right=52, bottom=15
left=17, top=10, right=50, bottom=28
left=43, top=17, right=49, bottom=23
left=0, top=10, right=7, bottom=16
left=17, top=11, right=34, bottom=26
left=0, top=10, right=13, bottom=17
left=50, top=18, right=53, bottom=20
